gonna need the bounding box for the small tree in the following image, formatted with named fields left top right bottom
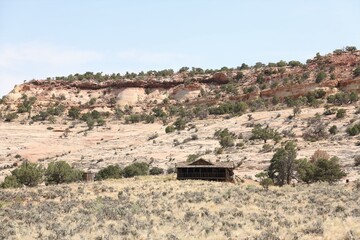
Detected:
left=251, top=125, right=281, bottom=143
left=95, top=165, right=122, bottom=180
left=17, top=95, right=37, bottom=118
left=295, top=158, right=316, bottom=184
left=45, top=161, right=83, bottom=185
left=123, top=162, right=149, bottom=178
left=255, top=171, right=273, bottom=190
left=313, top=157, right=346, bottom=183
left=268, top=141, right=297, bottom=186
left=296, top=152, right=346, bottom=184
left=11, top=161, right=44, bottom=187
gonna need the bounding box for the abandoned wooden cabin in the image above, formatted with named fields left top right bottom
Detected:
left=176, top=159, right=235, bottom=182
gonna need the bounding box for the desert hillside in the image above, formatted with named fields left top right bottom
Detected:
left=0, top=48, right=360, bottom=182
left=0, top=48, right=360, bottom=240
left=0, top=47, right=360, bottom=179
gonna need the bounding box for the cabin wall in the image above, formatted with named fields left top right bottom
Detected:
left=177, top=167, right=233, bottom=181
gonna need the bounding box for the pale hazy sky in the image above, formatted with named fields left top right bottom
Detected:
left=1, top=0, right=359, bottom=97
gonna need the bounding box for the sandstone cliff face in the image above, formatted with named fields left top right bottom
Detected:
left=1, top=51, right=360, bottom=115
left=260, top=81, right=339, bottom=99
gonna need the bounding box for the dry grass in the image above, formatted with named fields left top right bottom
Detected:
left=0, top=176, right=359, bottom=240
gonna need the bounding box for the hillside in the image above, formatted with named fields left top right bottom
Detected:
left=0, top=48, right=360, bottom=183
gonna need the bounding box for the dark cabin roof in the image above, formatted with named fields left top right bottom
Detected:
left=176, top=159, right=234, bottom=169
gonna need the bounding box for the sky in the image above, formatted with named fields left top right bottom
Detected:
left=0, top=0, right=359, bottom=97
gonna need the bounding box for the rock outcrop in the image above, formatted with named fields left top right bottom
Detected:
left=1, top=50, right=360, bottom=113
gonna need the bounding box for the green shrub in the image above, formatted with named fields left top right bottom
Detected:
left=68, top=107, right=81, bottom=119
left=256, top=74, right=265, bottom=84
left=219, top=135, right=235, bottom=148
left=346, top=123, right=360, bottom=136
left=333, top=49, right=344, bottom=55
left=149, top=167, right=164, bottom=175
left=96, top=165, right=122, bottom=180
left=255, top=172, right=273, bottom=190
left=276, top=60, right=287, bottom=67
left=11, top=161, right=44, bottom=187
left=329, top=125, right=338, bottom=135
left=243, top=86, right=256, bottom=94
left=323, top=107, right=336, bottom=115
left=89, top=98, right=97, bottom=105
left=86, top=117, right=95, bottom=130
left=174, top=117, right=187, bottom=131
left=306, top=90, right=326, bottom=106
left=209, top=101, right=247, bottom=115
left=235, top=72, right=244, bottom=80
left=144, top=114, right=155, bottom=124
left=238, top=63, right=249, bottom=70
left=327, top=92, right=358, bottom=105
left=1, top=175, right=21, bottom=188
left=47, top=104, right=65, bottom=116
left=288, top=60, right=302, bottom=67
left=214, top=128, right=233, bottom=139
left=45, top=161, right=83, bottom=185
left=125, top=114, right=142, bottom=124
left=17, top=95, right=36, bottom=115
left=336, top=109, right=346, bottom=119
left=4, top=113, right=19, bottom=122
left=123, top=162, right=149, bottom=178
left=114, top=107, right=123, bottom=120
left=165, top=125, right=175, bottom=133
left=315, top=71, right=327, bottom=83
left=32, top=111, right=49, bottom=121
left=346, top=46, right=357, bottom=52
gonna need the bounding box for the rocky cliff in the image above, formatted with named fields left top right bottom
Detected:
left=1, top=50, right=360, bottom=117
